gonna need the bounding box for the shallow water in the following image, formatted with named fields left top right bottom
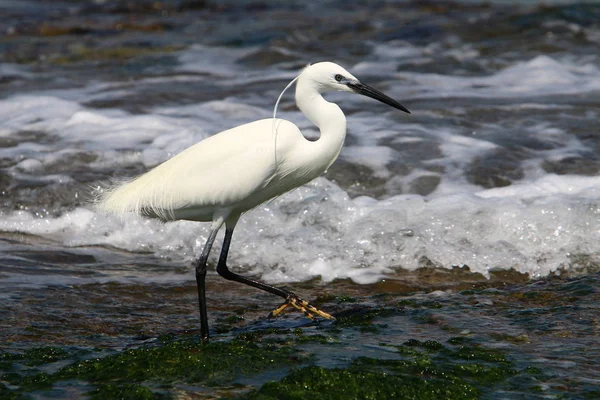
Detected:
left=1, top=0, right=599, bottom=398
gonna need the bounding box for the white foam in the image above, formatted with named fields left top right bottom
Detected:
left=361, top=39, right=600, bottom=99
left=0, top=95, right=81, bottom=136
left=14, top=158, right=43, bottom=172
left=399, top=55, right=600, bottom=98
left=1, top=48, right=598, bottom=286
left=341, top=146, right=399, bottom=178
left=0, top=94, right=277, bottom=173
left=177, top=44, right=258, bottom=76
left=154, top=100, right=270, bottom=136
left=0, top=63, right=32, bottom=79
left=0, top=95, right=214, bottom=176
left=1, top=173, right=597, bottom=283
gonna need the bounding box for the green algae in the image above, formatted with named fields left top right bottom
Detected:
left=369, top=340, right=515, bottom=389
left=222, top=315, right=246, bottom=324
left=241, top=339, right=521, bottom=400
left=22, top=347, right=70, bottom=366
left=229, top=328, right=337, bottom=346
left=0, top=333, right=533, bottom=399
left=0, top=295, right=557, bottom=400
left=451, top=363, right=513, bottom=385
left=403, top=339, right=445, bottom=351
left=584, top=390, right=600, bottom=399
left=0, top=346, right=71, bottom=369
left=453, top=345, right=509, bottom=363
left=1, top=296, right=576, bottom=399
left=292, top=332, right=338, bottom=345
left=447, top=336, right=473, bottom=345
left=0, top=347, right=73, bottom=396
left=240, top=365, right=479, bottom=400
left=56, top=339, right=303, bottom=387
left=8, top=371, right=53, bottom=392
left=89, top=383, right=166, bottom=400
left=397, top=299, right=443, bottom=309
left=214, top=314, right=247, bottom=334
left=0, top=382, right=19, bottom=400
left=335, top=295, right=358, bottom=303
left=332, top=306, right=395, bottom=333
left=335, top=307, right=395, bottom=325
left=0, top=351, right=19, bottom=371
left=1, top=338, right=305, bottom=399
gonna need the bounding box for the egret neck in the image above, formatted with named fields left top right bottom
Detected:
left=295, top=73, right=347, bottom=170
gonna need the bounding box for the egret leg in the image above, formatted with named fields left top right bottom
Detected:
left=216, top=227, right=334, bottom=321
left=195, top=227, right=220, bottom=342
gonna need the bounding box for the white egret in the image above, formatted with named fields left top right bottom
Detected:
left=97, top=62, right=410, bottom=341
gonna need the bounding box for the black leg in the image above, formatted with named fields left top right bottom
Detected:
left=216, top=227, right=293, bottom=299
left=216, top=227, right=334, bottom=320
left=195, top=228, right=219, bottom=342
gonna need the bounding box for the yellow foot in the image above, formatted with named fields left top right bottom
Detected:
left=269, top=294, right=335, bottom=320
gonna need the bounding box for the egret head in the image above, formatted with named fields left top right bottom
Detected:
left=303, top=62, right=358, bottom=92
left=303, top=62, right=410, bottom=114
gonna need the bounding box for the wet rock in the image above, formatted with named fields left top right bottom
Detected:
left=406, top=174, right=441, bottom=196
left=178, top=0, right=208, bottom=11
left=39, top=24, right=91, bottom=37
left=465, top=150, right=525, bottom=189
left=542, top=156, right=600, bottom=176
left=10, top=250, right=97, bottom=265
left=325, top=160, right=387, bottom=198
left=238, top=49, right=299, bottom=68
left=51, top=45, right=183, bottom=65
left=384, top=137, right=444, bottom=165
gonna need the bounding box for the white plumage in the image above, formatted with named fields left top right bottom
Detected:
left=98, top=63, right=356, bottom=223
left=96, top=61, right=410, bottom=341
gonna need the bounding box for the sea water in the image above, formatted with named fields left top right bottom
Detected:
left=0, top=1, right=599, bottom=397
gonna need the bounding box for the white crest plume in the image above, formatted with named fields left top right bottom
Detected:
left=271, top=72, right=301, bottom=166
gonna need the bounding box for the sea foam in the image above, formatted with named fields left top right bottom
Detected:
left=0, top=51, right=598, bottom=285
left=1, top=174, right=597, bottom=284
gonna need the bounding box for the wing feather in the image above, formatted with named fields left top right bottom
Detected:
left=97, top=118, right=301, bottom=221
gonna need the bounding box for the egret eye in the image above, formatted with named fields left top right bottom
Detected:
left=334, top=74, right=343, bottom=82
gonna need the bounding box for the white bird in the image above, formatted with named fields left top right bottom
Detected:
left=97, top=62, right=410, bottom=341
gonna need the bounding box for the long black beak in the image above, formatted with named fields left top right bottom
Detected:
left=348, top=82, right=410, bottom=114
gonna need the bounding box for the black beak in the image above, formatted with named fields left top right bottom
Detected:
left=347, top=82, right=410, bottom=114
